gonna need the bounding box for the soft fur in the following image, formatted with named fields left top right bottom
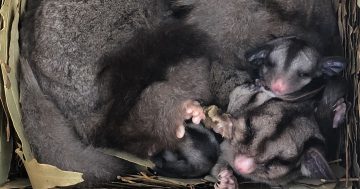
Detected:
left=20, top=0, right=174, bottom=186
left=213, top=83, right=334, bottom=185
left=20, top=0, right=216, bottom=186
left=167, top=0, right=345, bottom=185
left=19, top=0, right=345, bottom=187
left=172, top=0, right=342, bottom=106
left=95, top=21, right=213, bottom=157
left=151, top=123, right=220, bottom=178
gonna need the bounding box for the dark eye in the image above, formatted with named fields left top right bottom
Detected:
left=264, top=158, right=292, bottom=170
left=265, top=60, right=275, bottom=67
left=298, top=72, right=310, bottom=78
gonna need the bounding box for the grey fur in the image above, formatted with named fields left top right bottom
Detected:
left=169, top=0, right=343, bottom=185
left=173, top=0, right=342, bottom=105
left=20, top=0, right=170, bottom=144
left=19, top=0, right=344, bottom=186
left=211, top=39, right=343, bottom=187
left=20, top=0, right=215, bottom=185
left=20, top=58, right=136, bottom=185
left=149, top=0, right=344, bottom=182
left=99, top=57, right=213, bottom=157
left=212, top=84, right=331, bottom=185
left=175, top=0, right=340, bottom=61
left=19, top=0, right=172, bottom=186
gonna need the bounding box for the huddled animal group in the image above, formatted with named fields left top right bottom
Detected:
left=19, top=0, right=347, bottom=188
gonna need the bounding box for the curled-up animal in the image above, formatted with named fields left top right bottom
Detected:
left=242, top=36, right=348, bottom=160
left=207, top=37, right=347, bottom=187
left=166, top=1, right=347, bottom=187
left=172, top=0, right=347, bottom=130
left=20, top=0, right=213, bottom=186
left=208, top=100, right=335, bottom=187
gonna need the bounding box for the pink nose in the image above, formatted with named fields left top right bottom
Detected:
left=233, top=155, right=256, bottom=175
left=271, top=79, right=287, bottom=95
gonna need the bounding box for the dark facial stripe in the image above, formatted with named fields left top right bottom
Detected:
left=284, top=39, right=308, bottom=70
left=254, top=111, right=292, bottom=156
left=241, top=118, right=254, bottom=145
left=254, top=101, right=314, bottom=156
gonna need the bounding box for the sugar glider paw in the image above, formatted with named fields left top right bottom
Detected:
left=183, top=100, right=206, bottom=124
left=212, top=114, right=233, bottom=139
left=215, top=169, right=239, bottom=189
left=332, top=98, right=346, bottom=128
left=176, top=100, right=205, bottom=138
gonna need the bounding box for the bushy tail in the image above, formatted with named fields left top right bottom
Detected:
left=105, top=20, right=213, bottom=94
left=20, top=59, right=135, bottom=186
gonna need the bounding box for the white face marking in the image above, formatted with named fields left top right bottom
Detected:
left=269, top=46, right=288, bottom=73
left=289, top=47, right=318, bottom=75
left=269, top=45, right=317, bottom=74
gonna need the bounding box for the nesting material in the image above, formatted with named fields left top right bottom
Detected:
left=0, top=0, right=359, bottom=189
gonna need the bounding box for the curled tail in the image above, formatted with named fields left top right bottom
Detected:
left=20, top=59, right=135, bottom=186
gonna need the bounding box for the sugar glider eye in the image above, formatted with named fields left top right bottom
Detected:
left=265, top=60, right=275, bottom=68
left=298, top=72, right=310, bottom=78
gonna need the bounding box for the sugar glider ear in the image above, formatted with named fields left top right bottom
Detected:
left=245, top=45, right=272, bottom=66
left=320, top=56, right=347, bottom=77
left=301, top=148, right=335, bottom=180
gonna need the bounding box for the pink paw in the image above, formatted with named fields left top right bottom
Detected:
left=183, top=100, right=206, bottom=124
left=215, top=169, right=239, bottom=189
left=332, top=98, right=346, bottom=128
left=176, top=100, right=205, bottom=138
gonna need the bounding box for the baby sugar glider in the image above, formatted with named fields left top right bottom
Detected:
left=229, top=36, right=347, bottom=116
left=243, top=36, right=347, bottom=159
left=150, top=36, right=347, bottom=184
left=211, top=37, right=346, bottom=189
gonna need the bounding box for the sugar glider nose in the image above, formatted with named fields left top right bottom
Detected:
left=233, top=154, right=256, bottom=175
left=271, top=79, right=287, bottom=95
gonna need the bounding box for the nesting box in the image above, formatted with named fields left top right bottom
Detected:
left=0, top=0, right=359, bottom=188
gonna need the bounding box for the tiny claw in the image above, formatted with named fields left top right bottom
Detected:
left=332, top=98, right=345, bottom=108
left=193, top=111, right=200, bottom=116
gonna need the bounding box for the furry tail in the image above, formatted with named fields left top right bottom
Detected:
left=104, top=21, right=212, bottom=94
left=20, top=59, right=135, bottom=186
left=100, top=21, right=212, bottom=124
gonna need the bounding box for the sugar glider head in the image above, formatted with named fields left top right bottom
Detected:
left=245, top=36, right=346, bottom=97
